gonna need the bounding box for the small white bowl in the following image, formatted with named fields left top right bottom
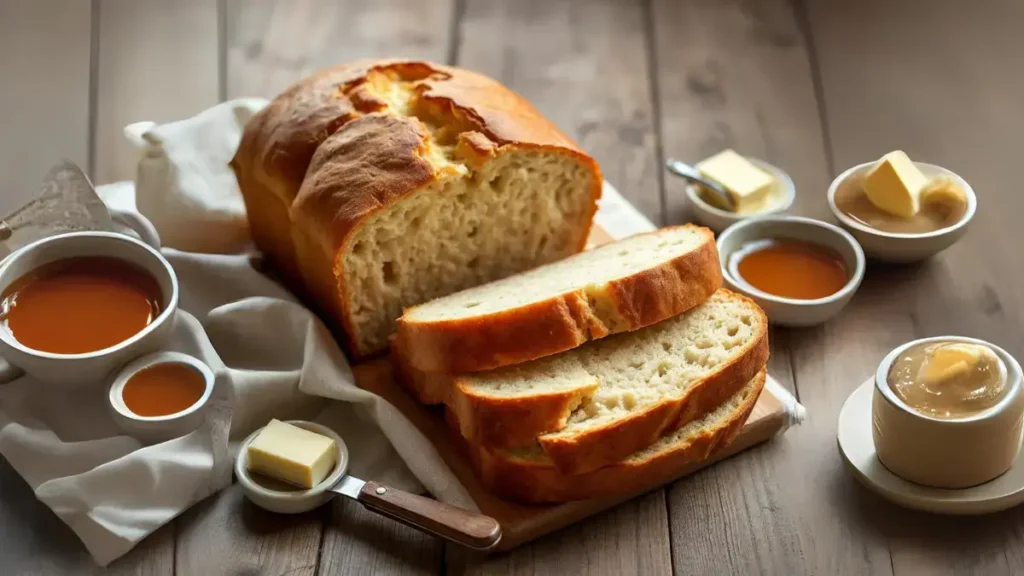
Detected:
left=0, top=231, right=179, bottom=387
left=685, top=157, right=795, bottom=233
left=872, top=336, right=1024, bottom=489
left=716, top=216, right=865, bottom=327
left=108, top=351, right=215, bottom=444
left=827, top=161, right=977, bottom=262
left=236, top=420, right=349, bottom=514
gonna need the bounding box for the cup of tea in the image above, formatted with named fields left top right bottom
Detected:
left=0, top=230, right=178, bottom=387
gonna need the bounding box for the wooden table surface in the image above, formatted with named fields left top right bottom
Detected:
left=2, top=0, right=1023, bottom=574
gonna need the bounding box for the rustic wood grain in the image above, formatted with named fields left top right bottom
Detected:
left=175, top=485, right=324, bottom=576
left=448, top=0, right=670, bottom=573
left=804, top=0, right=1024, bottom=574
left=93, top=0, right=221, bottom=185
left=225, top=0, right=454, bottom=100
left=0, top=0, right=92, bottom=214
left=651, top=0, right=894, bottom=573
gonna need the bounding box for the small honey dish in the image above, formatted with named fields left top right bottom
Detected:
left=716, top=216, right=865, bottom=327
left=108, top=351, right=215, bottom=444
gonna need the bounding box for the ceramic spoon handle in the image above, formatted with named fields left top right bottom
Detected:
left=356, top=480, right=502, bottom=551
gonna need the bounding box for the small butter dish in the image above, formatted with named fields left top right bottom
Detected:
left=684, top=157, right=795, bottom=233
left=236, top=420, right=349, bottom=515
left=827, top=160, right=977, bottom=262
left=837, top=337, right=1024, bottom=514
left=108, top=351, right=215, bottom=444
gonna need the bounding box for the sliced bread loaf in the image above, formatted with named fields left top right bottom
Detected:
left=394, top=225, right=721, bottom=373
left=465, top=369, right=766, bottom=503
left=396, top=289, right=769, bottom=473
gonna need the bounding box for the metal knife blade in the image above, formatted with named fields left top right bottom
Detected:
left=330, top=475, right=367, bottom=499
left=0, top=160, right=115, bottom=257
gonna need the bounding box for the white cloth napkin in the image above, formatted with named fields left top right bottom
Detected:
left=0, top=99, right=805, bottom=567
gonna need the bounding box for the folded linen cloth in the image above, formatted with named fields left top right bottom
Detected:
left=0, top=99, right=805, bottom=566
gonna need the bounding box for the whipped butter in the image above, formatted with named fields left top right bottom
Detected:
left=888, top=342, right=1006, bottom=419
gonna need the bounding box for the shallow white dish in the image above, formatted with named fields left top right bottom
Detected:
left=827, top=160, right=977, bottom=263
left=837, top=379, right=1024, bottom=515
left=685, top=157, right=795, bottom=233
left=108, top=351, right=215, bottom=444
left=716, top=215, right=865, bottom=327
left=236, top=420, right=350, bottom=514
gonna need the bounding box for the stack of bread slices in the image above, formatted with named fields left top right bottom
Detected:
left=392, top=224, right=769, bottom=503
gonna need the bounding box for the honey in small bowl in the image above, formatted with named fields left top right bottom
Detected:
left=0, top=256, right=162, bottom=355
left=122, top=362, right=207, bottom=417
left=730, top=239, right=848, bottom=300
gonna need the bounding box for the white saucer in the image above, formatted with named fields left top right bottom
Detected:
left=837, top=379, right=1024, bottom=515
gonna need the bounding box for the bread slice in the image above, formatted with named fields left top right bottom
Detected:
left=395, top=225, right=721, bottom=373
left=397, top=289, right=769, bottom=474
left=465, top=368, right=766, bottom=503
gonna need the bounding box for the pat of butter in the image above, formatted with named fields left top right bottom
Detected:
left=920, top=176, right=967, bottom=216
left=247, top=420, right=337, bottom=489
left=863, top=151, right=928, bottom=218
left=696, top=150, right=775, bottom=213
left=921, top=343, right=984, bottom=386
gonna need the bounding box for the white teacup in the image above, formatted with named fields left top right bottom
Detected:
left=0, top=228, right=178, bottom=388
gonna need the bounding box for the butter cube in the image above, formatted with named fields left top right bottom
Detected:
left=863, top=151, right=928, bottom=218
left=247, top=420, right=338, bottom=489
left=696, top=150, right=775, bottom=213
left=921, top=344, right=984, bottom=386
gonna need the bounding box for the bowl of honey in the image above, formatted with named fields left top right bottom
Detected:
left=108, top=351, right=215, bottom=444
left=0, top=231, right=178, bottom=387
left=717, top=216, right=865, bottom=326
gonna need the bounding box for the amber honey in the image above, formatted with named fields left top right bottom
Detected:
left=734, top=239, right=848, bottom=300
left=0, top=256, right=162, bottom=354
left=122, top=362, right=206, bottom=417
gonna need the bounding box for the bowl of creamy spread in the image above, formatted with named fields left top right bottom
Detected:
left=873, top=336, right=1024, bottom=489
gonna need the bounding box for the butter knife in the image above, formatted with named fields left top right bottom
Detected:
left=330, top=475, right=502, bottom=551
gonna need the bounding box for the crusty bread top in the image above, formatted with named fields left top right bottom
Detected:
left=395, top=225, right=722, bottom=372
left=231, top=59, right=601, bottom=257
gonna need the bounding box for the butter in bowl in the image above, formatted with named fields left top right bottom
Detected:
left=667, top=149, right=795, bottom=233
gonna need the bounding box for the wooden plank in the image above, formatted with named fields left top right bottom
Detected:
left=651, top=0, right=893, bottom=573
left=92, top=0, right=221, bottom=185
left=175, top=485, right=323, bottom=576
left=804, top=0, right=1024, bottom=573
left=448, top=0, right=669, bottom=572
left=0, top=0, right=92, bottom=214
left=220, top=1, right=457, bottom=574
left=225, top=0, right=454, bottom=100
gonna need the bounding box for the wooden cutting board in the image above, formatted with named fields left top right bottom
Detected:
left=351, top=223, right=790, bottom=551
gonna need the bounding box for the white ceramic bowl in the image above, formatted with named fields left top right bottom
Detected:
left=0, top=231, right=178, bottom=387
left=236, top=420, right=350, bottom=514
left=827, top=161, right=977, bottom=262
left=716, top=216, right=865, bottom=327
left=872, top=336, right=1024, bottom=489
left=685, top=157, right=795, bottom=233
left=108, top=352, right=215, bottom=444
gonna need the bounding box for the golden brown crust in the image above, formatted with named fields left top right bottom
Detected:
left=468, top=369, right=766, bottom=503
left=394, top=226, right=722, bottom=373
left=396, top=289, right=768, bottom=472
left=230, top=59, right=602, bottom=357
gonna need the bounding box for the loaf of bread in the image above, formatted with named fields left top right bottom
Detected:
left=464, top=369, right=766, bottom=503
left=231, top=60, right=602, bottom=357
left=395, top=225, right=722, bottom=373
left=397, top=289, right=769, bottom=474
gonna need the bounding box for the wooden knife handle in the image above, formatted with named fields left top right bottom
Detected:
left=358, top=480, right=501, bottom=550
